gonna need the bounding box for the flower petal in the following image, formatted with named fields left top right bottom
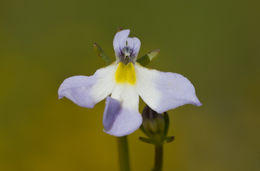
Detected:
left=103, top=97, right=142, bottom=137
left=111, top=84, right=139, bottom=109
left=113, top=29, right=130, bottom=57
left=58, top=64, right=117, bottom=108
left=126, top=37, right=141, bottom=57
left=135, top=64, right=202, bottom=113
left=103, top=84, right=142, bottom=136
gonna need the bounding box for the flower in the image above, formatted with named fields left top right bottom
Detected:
left=58, top=29, right=202, bottom=137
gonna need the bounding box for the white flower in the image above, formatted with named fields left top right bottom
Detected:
left=58, top=29, right=201, bottom=137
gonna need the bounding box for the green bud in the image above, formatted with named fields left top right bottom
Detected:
left=140, top=106, right=173, bottom=145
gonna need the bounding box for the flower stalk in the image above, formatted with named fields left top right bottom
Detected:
left=140, top=105, right=175, bottom=171
left=153, top=145, right=163, bottom=171
left=117, top=136, right=131, bottom=171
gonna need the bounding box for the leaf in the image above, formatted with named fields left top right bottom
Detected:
left=93, top=43, right=112, bottom=64
left=137, top=49, right=160, bottom=66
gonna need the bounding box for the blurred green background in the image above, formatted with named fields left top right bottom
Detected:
left=0, top=0, right=259, bottom=170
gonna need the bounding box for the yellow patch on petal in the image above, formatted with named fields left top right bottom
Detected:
left=115, top=62, right=136, bottom=85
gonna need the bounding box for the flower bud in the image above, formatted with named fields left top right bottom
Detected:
left=140, top=105, right=173, bottom=145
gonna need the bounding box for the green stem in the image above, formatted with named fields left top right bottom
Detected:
left=152, top=145, right=163, bottom=171
left=117, top=136, right=130, bottom=171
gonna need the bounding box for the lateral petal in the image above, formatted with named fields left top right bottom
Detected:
left=58, top=64, right=117, bottom=108
left=135, top=64, right=202, bottom=113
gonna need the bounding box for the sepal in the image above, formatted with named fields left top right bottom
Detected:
left=93, top=43, right=112, bottom=64
left=137, top=49, right=160, bottom=66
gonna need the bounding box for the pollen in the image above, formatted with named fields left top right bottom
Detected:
left=115, top=62, right=136, bottom=85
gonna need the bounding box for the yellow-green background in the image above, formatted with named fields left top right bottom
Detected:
left=0, top=0, right=259, bottom=170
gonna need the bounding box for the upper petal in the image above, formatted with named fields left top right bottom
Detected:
left=135, top=64, right=202, bottom=113
left=113, top=29, right=130, bottom=57
left=126, top=37, right=141, bottom=57
left=58, top=64, right=117, bottom=108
